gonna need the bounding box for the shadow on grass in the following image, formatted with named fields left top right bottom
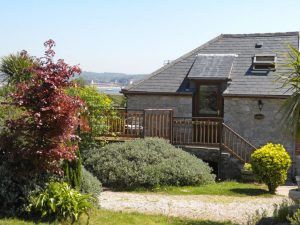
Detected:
left=229, top=188, right=270, bottom=196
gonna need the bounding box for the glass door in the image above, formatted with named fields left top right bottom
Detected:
left=193, top=83, right=223, bottom=144
left=194, top=84, right=222, bottom=117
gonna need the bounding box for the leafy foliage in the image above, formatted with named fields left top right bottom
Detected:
left=85, top=138, right=215, bottom=190
left=0, top=52, right=35, bottom=85
left=247, top=200, right=299, bottom=225
left=0, top=162, right=54, bottom=217
left=251, top=143, right=291, bottom=194
left=66, top=86, right=113, bottom=137
left=27, top=182, right=93, bottom=225
left=272, top=200, right=294, bottom=223
left=0, top=39, right=84, bottom=175
left=0, top=86, right=24, bottom=131
left=63, top=152, right=82, bottom=190
left=288, top=208, right=300, bottom=225
left=80, top=135, right=107, bottom=163
left=81, top=167, right=102, bottom=200
left=108, top=94, right=126, bottom=108
left=246, top=209, right=268, bottom=225
left=66, top=86, right=113, bottom=166
left=243, top=163, right=253, bottom=172
left=277, top=45, right=300, bottom=138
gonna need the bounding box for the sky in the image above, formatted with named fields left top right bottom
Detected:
left=0, top=0, right=300, bottom=74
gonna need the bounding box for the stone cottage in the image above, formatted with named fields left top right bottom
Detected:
left=121, top=32, right=300, bottom=178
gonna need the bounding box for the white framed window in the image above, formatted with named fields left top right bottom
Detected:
left=253, top=54, right=276, bottom=71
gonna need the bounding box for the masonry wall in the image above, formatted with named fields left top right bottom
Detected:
left=224, top=97, right=296, bottom=176
left=126, top=94, right=193, bottom=117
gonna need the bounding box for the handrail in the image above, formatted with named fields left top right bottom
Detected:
left=222, top=123, right=257, bottom=150
left=172, top=117, right=222, bottom=146
left=173, top=116, right=223, bottom=120
left=114, top=108, right=144, bottom=110
left=221, top=123, right=256, bottom=163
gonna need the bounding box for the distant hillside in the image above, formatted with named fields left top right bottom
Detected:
left=78, top=71, right=147, bottom=85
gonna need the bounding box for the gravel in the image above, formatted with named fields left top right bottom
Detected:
left=99, top=191, right=289, bottom=225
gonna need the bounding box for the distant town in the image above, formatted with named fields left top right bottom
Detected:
left=0, top=71, right=146, bottom=95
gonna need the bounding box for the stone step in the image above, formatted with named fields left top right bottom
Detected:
left=221, top=152, right=231, bottom=157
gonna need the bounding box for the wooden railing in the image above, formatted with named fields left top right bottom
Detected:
left=102, top=109, right=256, bottom=163
left=104, top=109, right=173, bottom=139
left=105, top=109, right=144, bottom=138
left=221, top=123, right=256, bottom=163
left=172, top=117, right=222, bottom=146
left=143, top=109, right=173, bottom=140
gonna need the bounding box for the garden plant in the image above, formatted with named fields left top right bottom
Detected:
left=251, top=143, right=291, bottom=194
left=0, top=40, right=98, bottom=221
left=85, top=137, right=215, bottom=190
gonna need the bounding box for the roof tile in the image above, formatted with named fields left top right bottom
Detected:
left=123, top=32, right=299, bottom=96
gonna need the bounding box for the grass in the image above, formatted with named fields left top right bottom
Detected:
left=134, top=181, right=271, bottom=197
left=0, top=209, right=238, bottom=225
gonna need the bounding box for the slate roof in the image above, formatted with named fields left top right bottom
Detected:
left=122, top=32, right=299, bottom=96
left=187, top=54, right=237, bottom=80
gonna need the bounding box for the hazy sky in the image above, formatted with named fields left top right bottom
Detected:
left=1, top=0, right=300, bottom=74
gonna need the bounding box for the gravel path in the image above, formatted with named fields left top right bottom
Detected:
left=99, top=191, right=290, bottom=225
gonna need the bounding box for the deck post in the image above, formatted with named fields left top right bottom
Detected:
left=217, top=120, right=223, bottom=180
left=169, top=110, right=173, bottom=144
left=142, top=109, right=146, bottom=138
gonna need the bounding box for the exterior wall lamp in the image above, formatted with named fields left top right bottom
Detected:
left=258, top=99, right=264, bottom=111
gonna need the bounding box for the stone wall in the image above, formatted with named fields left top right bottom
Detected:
left=126, top=94, right=193, bottom=117
left=181, top=146, right=243, bottom=180
left=224, top=97, right=296, bottom=176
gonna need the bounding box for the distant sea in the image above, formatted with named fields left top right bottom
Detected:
left=97, top=86, right=122, bottom=95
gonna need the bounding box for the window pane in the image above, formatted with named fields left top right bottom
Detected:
left=255, top=56, right=275, bottom=61
left=198, top=85, right=218, bottom=115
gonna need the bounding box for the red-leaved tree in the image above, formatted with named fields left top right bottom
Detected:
left=0, top=40, right=84, bottom=174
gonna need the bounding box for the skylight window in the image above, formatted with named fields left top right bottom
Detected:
left=252, top=54, right=276, bottom=71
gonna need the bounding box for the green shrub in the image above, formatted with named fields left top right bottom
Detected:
left=288, top=208, right=300, bottom=225
left=243, top=163, right=253, bottom=172
left=67, top=86, right=113, bottom=163
left=63, top=151, right=83, bottom=190
left=66, top=86, right=113, bottom=137
left=27, top=182, right=93, bottom=224
left=81, top=167, right=102, bottom=199
left=85, top=138, right=215, bottom=190
left=273, top=200, right=294, bottom=223
left=241, top=163, right=258, bottom=183
left=251, top=143, right=291, bottom=194
left=0, top=162, right=54, bottom=217
left=246, top=209, right=268, bottom=225
left=80, top=134, right=107, bottom=163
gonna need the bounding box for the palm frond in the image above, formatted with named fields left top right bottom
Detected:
left=278, top=45, right=300, bottom=138
left=0, top=53, right=35, bottom=85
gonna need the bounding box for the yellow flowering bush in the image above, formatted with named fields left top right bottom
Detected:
left=251, top=143, right=291, bottom=194
left=243, top=163, right=253, bottom=172
left=67, top=86, right=113, bottom=136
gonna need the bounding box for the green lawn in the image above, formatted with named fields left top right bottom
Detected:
left=134, top=181, right=271, bottom=197
left=0, top=209, right=237, bottom=225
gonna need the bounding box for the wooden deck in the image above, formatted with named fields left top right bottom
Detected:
left=98, top=109, right=256, bottom=163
